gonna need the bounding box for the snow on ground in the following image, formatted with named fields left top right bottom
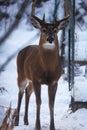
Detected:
left=0, top=0, right=87, bottom=128
left=0, top=28, right=87, bottom=130
left=0, top=58, right=87, bottom=130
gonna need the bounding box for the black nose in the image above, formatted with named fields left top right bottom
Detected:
left=47, top=37, right=54, bottom=43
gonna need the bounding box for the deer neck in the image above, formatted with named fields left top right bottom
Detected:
left=39, top=41, right=59, bottom=72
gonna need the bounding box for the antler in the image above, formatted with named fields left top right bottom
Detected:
left=54, top=0, right=71, bottom=26
left=31, top=0, right=71, bottom=27
left=31, top=0, right=45, bottom=25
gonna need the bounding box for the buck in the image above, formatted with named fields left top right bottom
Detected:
left=15, top=1, right=70, bottom=130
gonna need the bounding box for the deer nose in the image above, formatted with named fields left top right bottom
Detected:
left=47, top=36, right=54, bottom=43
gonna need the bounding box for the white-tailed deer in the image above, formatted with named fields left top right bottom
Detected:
left=15, top=0, right=70, bottom=130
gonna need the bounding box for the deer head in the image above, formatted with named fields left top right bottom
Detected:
left=31, top=0, right=71, bottom=49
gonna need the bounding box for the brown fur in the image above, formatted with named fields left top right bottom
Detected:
left=15, top=38, right=61, bottom=130
left=17, top=44, right=61, bottom=85
left=15, top=3, right=70, bottom=129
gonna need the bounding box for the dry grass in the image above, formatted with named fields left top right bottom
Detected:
left=0, top=105, right=17, bottom=130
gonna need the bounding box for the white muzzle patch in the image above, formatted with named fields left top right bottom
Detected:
left=42, top=42, right=55, bottom=50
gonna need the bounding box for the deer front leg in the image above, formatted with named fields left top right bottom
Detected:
left=24, top=82, right=33, bottom=125
left=33, top=80, right=41, bottom=130
left=48, top=82, right=57, bottom=130
left=15, top=90, right=24, bottom=126
left=24, top=87, right=29, bottom=125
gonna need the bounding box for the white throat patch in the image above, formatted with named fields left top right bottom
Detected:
left=42, top=42, right=55, bottom=50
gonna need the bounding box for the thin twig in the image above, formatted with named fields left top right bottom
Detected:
left=0, top=105, right=15, bottom=110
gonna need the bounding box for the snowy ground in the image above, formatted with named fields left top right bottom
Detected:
left=0, top=1, right=87, bottom=128
left=0, top=58, right=87, bottom=130
left=0, top=27, right=87, bottom=130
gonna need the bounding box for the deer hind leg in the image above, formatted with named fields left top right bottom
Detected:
left=15, top=78, right=28, bottom=126
left=24, top=81, right=33, bottom=125
left=48, top=82, right=57, bottom=130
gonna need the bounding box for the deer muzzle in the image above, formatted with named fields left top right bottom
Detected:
left=47, top=36, right=54, bottom=43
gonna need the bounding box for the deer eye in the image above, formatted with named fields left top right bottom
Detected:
left=42, top=28, right=47, bottom=33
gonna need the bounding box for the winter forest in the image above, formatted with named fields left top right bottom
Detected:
left=0, top=0, right=87, bottom=130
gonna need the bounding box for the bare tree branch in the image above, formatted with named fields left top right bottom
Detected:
left=53, top=0, right=60, bottom=22
left=0, top=33, right=39, bottom=73
left=0, top=0, right=30, bottom=46
left=0, top=0, right=16, bottom=6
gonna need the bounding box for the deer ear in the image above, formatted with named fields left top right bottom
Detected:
left=31, top=17, right=41, bottom=29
